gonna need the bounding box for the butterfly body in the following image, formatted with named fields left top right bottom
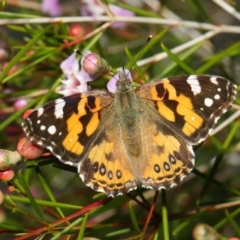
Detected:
left=22, top=72, right=237, bottom=197
left=114, top=83, right=143, bottom=157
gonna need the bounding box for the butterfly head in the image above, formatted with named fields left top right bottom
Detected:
left=116, top=70, right=133, bottom=93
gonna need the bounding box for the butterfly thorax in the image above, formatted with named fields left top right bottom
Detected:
left=114, top=73, right=142, bottom=157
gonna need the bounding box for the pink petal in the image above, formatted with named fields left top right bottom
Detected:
left=80, top=0, right=105, bottom=17
left=109, top=4, right=135, bottom=28
left=41, top=0, right=61, bottom=17
left=60, top=52, right=79, bottom=75
left=77, top=82, right=89, bottom=93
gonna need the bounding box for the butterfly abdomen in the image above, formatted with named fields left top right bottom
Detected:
left=114, top=89, right=142, bottom=157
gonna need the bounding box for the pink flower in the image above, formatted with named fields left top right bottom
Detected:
left=80, top=1, right=135, bottom=28
left=81, top=0, right=105, bottom=17
left=41, top=0, right=61, bottom=17
left=109, top=4, right=135, bottom=28
left=107, top=69, right=132, bottom=93
left=59, top=51, right=99, bottom=96
left=13, top=99, right=28, bottom=110
left=60, top=52, right=79, bottom=75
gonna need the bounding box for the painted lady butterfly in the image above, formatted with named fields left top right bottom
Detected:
left=22, top=71, right=237, bottom=197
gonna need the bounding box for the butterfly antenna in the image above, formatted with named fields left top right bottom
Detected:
left=134, top=35, right=152, bottom=63
left=125, top=35, right=152, bottom=82
left=74, top=49, right=84, bottom=58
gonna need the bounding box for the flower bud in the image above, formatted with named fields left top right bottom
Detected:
left=0, top=149, right=21, bottom=170
left=17, top=137, right=44, bottom=160
left=82, top=53, right=109, bottom=75
left=192, top=223, right=219, bottom=240
left=0, top=169, right=14, bottom=181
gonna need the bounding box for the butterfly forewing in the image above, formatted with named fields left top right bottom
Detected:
left=22, top=91, right=113, bottom=166
left=135, top=75, right=237, bottom=145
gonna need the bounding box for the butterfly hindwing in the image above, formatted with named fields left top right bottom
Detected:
left=78, top=123, right=137, bottom=197
left=138, top=116, right=195, bottom=190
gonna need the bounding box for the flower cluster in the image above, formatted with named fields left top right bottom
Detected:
left=59, top=51, right=110, bottom=96
left=60, top=51, right=131, bottom=94
left=81, top=0, right=135, bottom=28
left=41, top=0, right=135, bottom=29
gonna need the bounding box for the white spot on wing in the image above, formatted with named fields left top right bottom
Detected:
left=180, top=174, right=187, bottom=181
left=210, top=76, right=218, bottom=84
left=187, top=145, right=195, bottom=162
left=37, top=107, right=44, bottom=117
left=54, top=99, right=65, bottom=119
left=214, top=94, right=220, bottom=100
left=48, top=125, right=57, bottom=135
left=170, top=182, right=177, bottom=188
left=186, top=75, right=201, bottom=95
left=204, top=98, right=213, bottom=107
left=40, top=125, right=46, bottom=131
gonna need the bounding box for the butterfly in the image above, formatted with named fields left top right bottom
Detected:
left=22, top=71, right=237, bottom=197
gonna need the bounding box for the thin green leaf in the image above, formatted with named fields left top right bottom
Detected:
left=51, top=217, right=83, bottom=240
left=2, top=0, right=6, bottom=6
left=197, top=119, right=238, bottom=205
left=161, top=189, right=170, bottom=240
left=225, top=210, right=240, bottom=237
left=173, top=221, right=190, bottom=235
left=136, top=27, right=169, bottom=62
left=154, top=41, right=202, bottom=79
left=2, top=49, right=57, bottom=84
left=6, top=195, right=82, bottom=209
left=161, top=42, right=195, bottom=74
left=0, top=11, right=39, bottom=18
left=125, top=47, right=146, bottom=82
left=106, top=228, right=132, bottom=237
left=193, top=169, right=240, bottom=196
left=0, top=24, right=53, bottom=83
left=209, top=136, right=222, bottom=151
left=191, top=0, right=213, bottom=23
left=77, top=213, right=89, bottom=240
left=35, top=166, right=65, bottom=218
left=82, top=31, right=104, bottom=53
left=215, top=208, right=240, bottom=230
left=0, top=223, right=26, bottom=232
left=196, top=152, right=225, bottom=206
left=153, top=230, right=159, bottom=240
left=196, top=41, right=240, bottom=73
left=222, top=119, right=240, bottom=151
left=17, top=170, right=46, bottom=221
left=128, top=200, right=140, bottom=233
